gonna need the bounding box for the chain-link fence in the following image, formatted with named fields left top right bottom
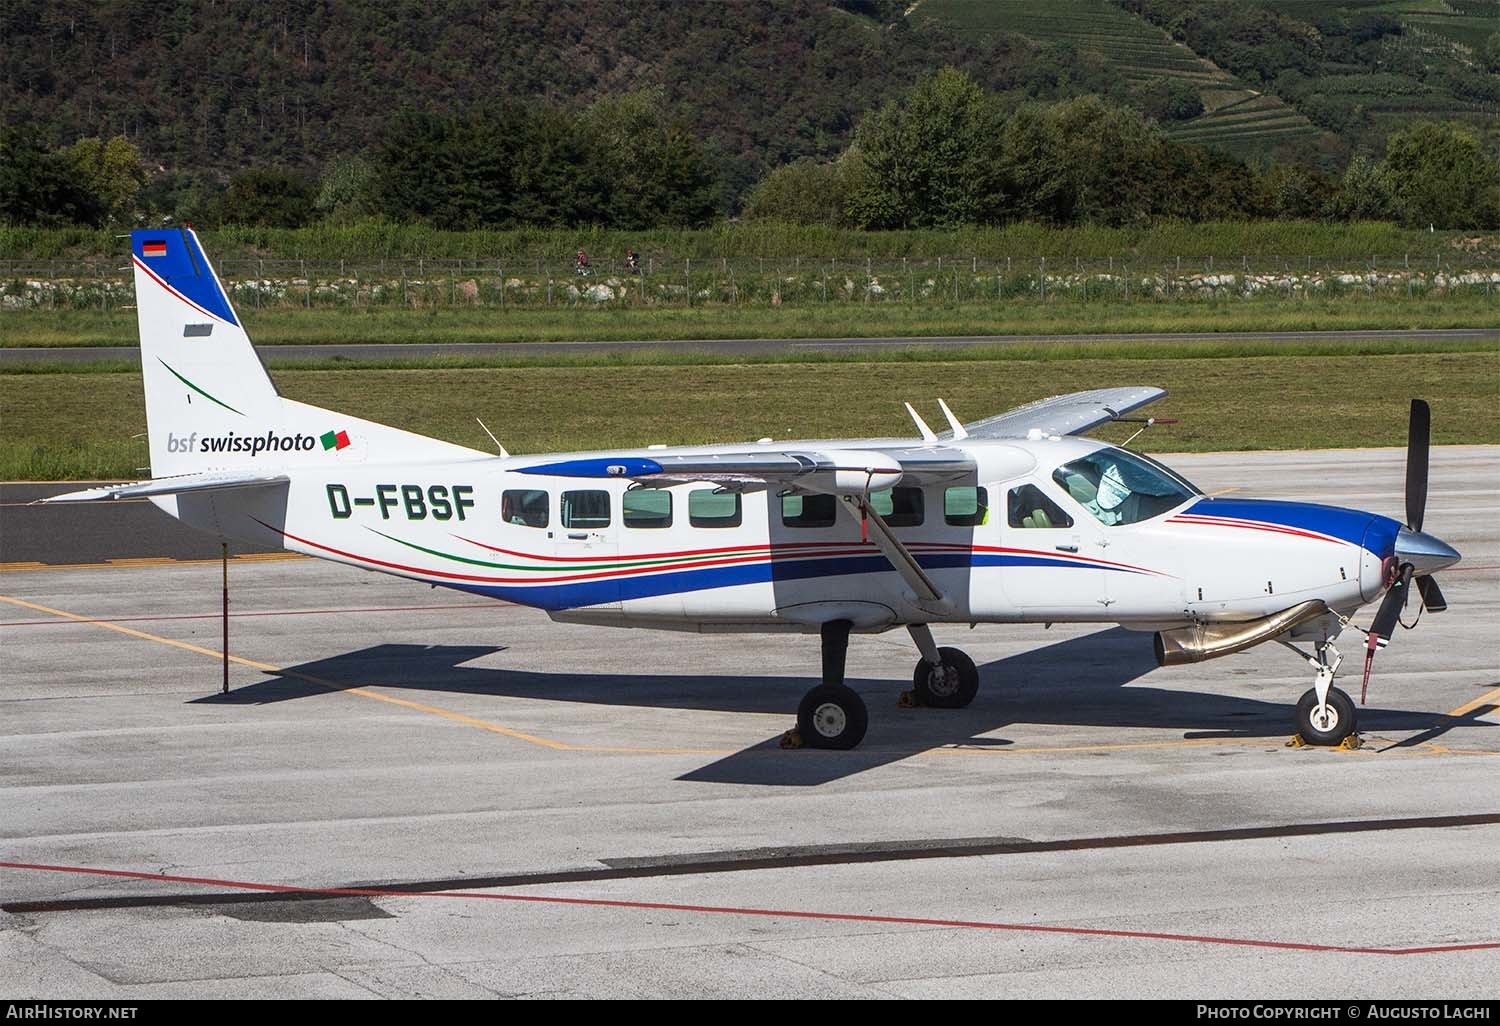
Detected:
left=3, top=253, right=1496, bottom=312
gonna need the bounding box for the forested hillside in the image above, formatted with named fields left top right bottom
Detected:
left=4, top=0, right=1072, bottom=196
left=3, top=0, right=1496, bottom=231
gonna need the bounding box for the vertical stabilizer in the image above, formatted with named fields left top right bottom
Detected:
left=134, top=228, right=280, bottom=475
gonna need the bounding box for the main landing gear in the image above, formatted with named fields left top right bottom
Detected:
left=792, top=620, right=869, bottom=750
left=1289, top=639, right=1358, bottom=747
left=789, top=621, right=979, bottom=750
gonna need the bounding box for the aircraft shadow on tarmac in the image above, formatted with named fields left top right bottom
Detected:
left=192, top=627, right=1491, bottom=786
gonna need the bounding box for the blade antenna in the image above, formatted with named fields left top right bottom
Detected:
left=903, top=402, right=937, bottom=443
left=475, top=417, right=510, bottom=458
left=936, top=399, right=968, bottom=440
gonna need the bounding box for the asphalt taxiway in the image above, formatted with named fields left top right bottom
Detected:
left=2, top=447, right=1496, bottom=998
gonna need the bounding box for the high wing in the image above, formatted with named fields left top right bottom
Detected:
left=42, top=470, right=290, bottom=503
left=961, top=386, right=1166, bottom=439
left=516, top=446, right=976, bottom=494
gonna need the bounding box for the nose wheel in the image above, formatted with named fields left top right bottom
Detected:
left=1295, top=686, right=1357, bottom=746
left=1283, top=639, right=1358, bottom=746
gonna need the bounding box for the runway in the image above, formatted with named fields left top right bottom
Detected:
left=2, top=448, right=1497, bottom=998
left=2, top=327, right=1494, bottom=366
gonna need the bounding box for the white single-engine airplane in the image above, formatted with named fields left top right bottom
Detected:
left=49, top=229, right=1462, bottom=750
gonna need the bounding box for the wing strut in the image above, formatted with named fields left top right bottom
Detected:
left=840, top=496, right=954, bottom=615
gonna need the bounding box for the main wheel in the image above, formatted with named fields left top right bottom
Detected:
left=1294, top=686, right=1357, bottom=746
left=912, top=647, right=980, bottom=709
left=796, top=683, right=869, bottom=750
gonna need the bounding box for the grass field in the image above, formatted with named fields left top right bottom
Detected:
left=4, top=350, right=1496, bottom=479
left=4, top=291, right=1496, bottom=349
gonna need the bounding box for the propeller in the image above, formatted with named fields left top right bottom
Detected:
left=1360, top=399, right=1457, bottom=701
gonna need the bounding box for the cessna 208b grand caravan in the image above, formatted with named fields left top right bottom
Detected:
left=49, top=229, right=1462, bottom=750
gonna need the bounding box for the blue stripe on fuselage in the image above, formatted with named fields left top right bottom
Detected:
left=1179, top=497, right=1398, bottom=557
left=434, top=551, right=1140, bottom=611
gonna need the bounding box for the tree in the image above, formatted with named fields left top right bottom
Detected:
left=1137, top=78, right=1204, bottom=123
left=315, top=156, right=375, bottom=222
left=1331, top=155, right=1391, bottom=221
left=741, top=157, right=853, bottom=226
left=580, top=91, right=721, bottom=229
left=1380, top=122, right=1499, bottom=230
left=999, top=96, right=1163, bottom=226
left=1482, top=32, right=1500, bottom=74
left=0, top=127, right=104, bottom=226
left=844, top=67, right=1006, bottom=229
left=207, top=168, right=317, bottom=228
left=1258, top=162, right=1337, bottom=220
left=60, top=136, right=148, bottom=224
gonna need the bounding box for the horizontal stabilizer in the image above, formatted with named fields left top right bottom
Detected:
left=41, top=470, right=290, bottom=503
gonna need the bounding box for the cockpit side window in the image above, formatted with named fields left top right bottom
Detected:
left=1052, top=448, right=1196, bottom=526
left=1007, top=484, right=1073, bottom=529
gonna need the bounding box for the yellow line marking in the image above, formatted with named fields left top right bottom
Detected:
left=1445, top=683, right=1500, bottom=721
left=0, top=593, right=567, bottom=751
left=0, top=553, right=306, bottom=573
left=3, top=592, right=1493, bottom=760
left=1207, top=486, right=1242, bottom=497
left=927, top=736, right=1276, bottom=757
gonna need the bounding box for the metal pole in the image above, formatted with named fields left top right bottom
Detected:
left=221, top=543, right=229, bottom=695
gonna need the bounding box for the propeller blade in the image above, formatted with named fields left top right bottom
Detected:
left=1370, top=566, right=1413, bottom=642
left=1406, top=399, right=1430, bottom=532
left=1415, top=573, right=1447, bottom=613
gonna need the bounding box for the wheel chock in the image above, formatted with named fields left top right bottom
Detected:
left=779, top=729, right=804, bottom=749
left=1285, top=733, right=1307, bottom=748
left=1339, top=733, right=1363, bottom=751
left=897, top=689, right=918, bottom=709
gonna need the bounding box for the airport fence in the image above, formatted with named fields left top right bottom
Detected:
left=2, top=252, right=1497, bottom=312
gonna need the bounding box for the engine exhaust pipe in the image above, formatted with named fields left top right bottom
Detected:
left=1154, top=599, right=1331, bottom=666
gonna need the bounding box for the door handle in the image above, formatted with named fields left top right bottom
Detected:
left=1055, top=544, right=1078, bottom=552
left=567, top=532, right=588, bottom=540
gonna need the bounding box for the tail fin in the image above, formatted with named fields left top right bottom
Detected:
left=135, top=228, right=279, bottom=475
left=133, top=228, right=484, bottom=476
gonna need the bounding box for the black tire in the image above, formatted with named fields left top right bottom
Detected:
left=796, top=683, right=869, bottom=750
left=912, top=647, right=980, bottom=709
left=1294, top=686, right=1357, bottom=746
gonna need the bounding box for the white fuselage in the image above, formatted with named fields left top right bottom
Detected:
left=156, top=434, right=1393, bottom=638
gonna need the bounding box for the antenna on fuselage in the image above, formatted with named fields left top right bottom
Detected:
left=903, top=402, right=937, bottom=443
left=936, top=399, right=968, bottom=440
left=475, top=417, right=510, bottom=458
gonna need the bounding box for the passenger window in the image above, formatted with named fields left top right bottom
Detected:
left=944, top=486, right=989, bottom=527
left=623, top=489, right=672, bottom=529
left=781, top=493, right=838, bottom=528
left=561, top=490, right=610, bottom=529
left=1007, top=484, right=1074, bottom=529
left=869, top=486, right=924, bottom=527
left=501, top=489, right=549, bottom=528
left=688, top=489, right=741, bottom=528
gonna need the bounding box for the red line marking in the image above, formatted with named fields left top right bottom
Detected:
left=0, top=602, right=503, bottom=628
left=3, top=861, right=1495, bottom=956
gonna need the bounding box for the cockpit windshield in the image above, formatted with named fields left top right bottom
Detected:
left=1051, top=447, right=1199, bottom=526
